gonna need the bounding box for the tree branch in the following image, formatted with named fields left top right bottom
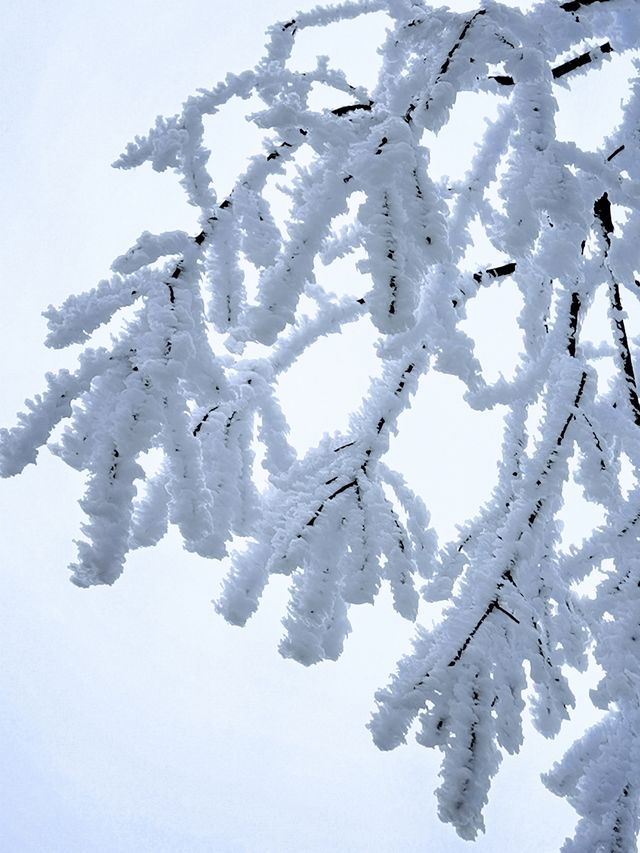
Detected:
left=560, top=0, right=611, bottom=11
left=552, top=42, right=612, bottom=80
left=594, top=192, right=640, bottom=426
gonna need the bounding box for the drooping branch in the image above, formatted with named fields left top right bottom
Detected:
left=609, top=281, right=640, bottom=426
left=3, top=0, right=639, bottom=847
left=404, top=9, right=487, bottom=124
left=593, top=192, right=640, bottom=426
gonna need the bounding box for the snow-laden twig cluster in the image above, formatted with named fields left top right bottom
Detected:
left=3, top=0, right=640, bottom=847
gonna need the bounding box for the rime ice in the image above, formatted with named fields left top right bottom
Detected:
left=2, top=0, right=640, bottom=848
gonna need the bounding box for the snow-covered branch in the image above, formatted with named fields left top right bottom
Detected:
left=3, top=0, right=640, bottom=847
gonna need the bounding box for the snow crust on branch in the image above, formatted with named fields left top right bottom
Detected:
left=3, top=0, right=640, bottom=847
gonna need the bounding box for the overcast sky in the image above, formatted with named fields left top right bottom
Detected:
left=0, top=2, right=633, bottom=851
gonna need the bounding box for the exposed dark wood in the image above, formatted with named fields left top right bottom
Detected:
left=552, top=42, right=612, bottom=80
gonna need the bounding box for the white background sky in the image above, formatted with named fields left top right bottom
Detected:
left=0, top=2, right=633, bottom=851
